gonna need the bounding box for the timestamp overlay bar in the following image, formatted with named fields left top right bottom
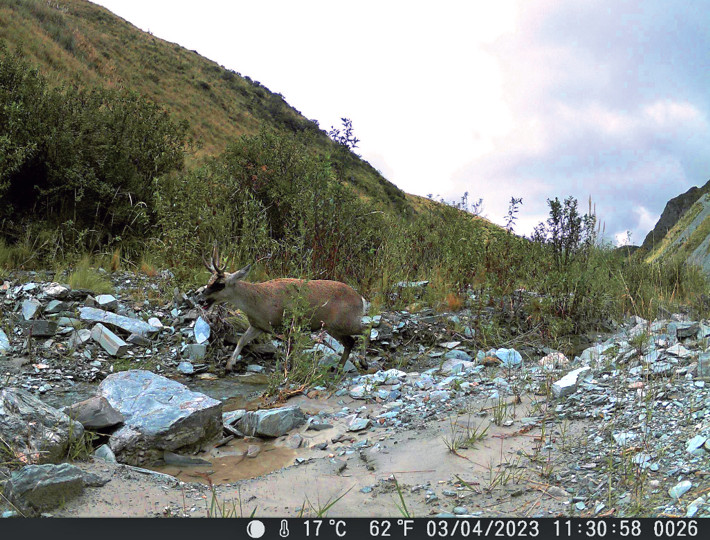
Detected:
left=4, top=517, right=707, bottom=540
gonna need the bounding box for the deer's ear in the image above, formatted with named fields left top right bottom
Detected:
left=229, top=264, right=252, bottom=282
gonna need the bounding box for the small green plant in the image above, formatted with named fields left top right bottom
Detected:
left=391, top=477, right=412, bottom=518
left=265, top=283, right=341, bottom=395
left=66, top=256, right=114, bottom=294
left=298, top=486, right=353, bottom=517
left=205, top=482, right=256, bottom=518
left=492, top=397, right=511, bottom=426
left=629, top=331, right=650, bottom=358
left=481, top=454, right=526, bottom=492
left=66, top=429, right=98, bottom=461
left=442, top=414, right=489, bottom=455
left=0, top=434, right=23, bottom=469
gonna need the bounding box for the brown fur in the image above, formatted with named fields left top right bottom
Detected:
left=200, top=261, right=366, bottom=372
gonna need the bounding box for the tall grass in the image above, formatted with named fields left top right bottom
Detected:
left=63, top=256, right=114, bottom=294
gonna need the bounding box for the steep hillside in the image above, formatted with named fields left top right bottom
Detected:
left=640, top=178, right=710, bottom=252
left=645, top=191, right=710, bottom=275
left=0, top=0, right=408, bottom=212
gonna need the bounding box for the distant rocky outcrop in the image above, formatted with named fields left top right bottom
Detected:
left=644, top=189, right=710, bottom=276
left=641, top=179, right=710, bottom=252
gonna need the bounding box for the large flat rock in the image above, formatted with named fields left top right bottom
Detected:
left=4, top=463, right=85, bottom=515
left=98, top=370, right=222, bottom=465
left=79, top=307, right=158, bottom=338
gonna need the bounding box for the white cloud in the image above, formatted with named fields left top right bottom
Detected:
left=91, top=0, right=710, bottom=244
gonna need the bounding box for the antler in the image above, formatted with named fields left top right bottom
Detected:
left=203, top=245, right=226, bottom=275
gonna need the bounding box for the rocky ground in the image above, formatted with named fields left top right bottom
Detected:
left=1, top=270, right=709, bottom=518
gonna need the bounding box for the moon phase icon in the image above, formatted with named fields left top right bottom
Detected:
left=246, top=519, right=266, bottom=538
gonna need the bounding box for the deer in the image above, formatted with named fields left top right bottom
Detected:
left=198, top=246, right=368, bottom=373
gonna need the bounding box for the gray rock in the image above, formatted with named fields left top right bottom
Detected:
left=94, top=444, right=117, bottom=463
left=237, top=406, right=306, bottom=437
left=147, top=317, right=163, bottom=329
left=126, top=333, right=151, bottom=347
left=79, top=307, right=158, bottom=338
left=63, top=396, right=124, bottom=430
left=0, top=388, right=84, bottom=464
left=0, top=329, right=10, bottom=354
left=552, top=367, right=592, bottom=398
left=686, top=435, right=707, bottom=455
left=444, top=349, right=472, bottom=362
left=55, top=317, right=81, bottom=328
left=675, top=322, right=699, bottom=339
left=349, top=385, right=368, bottom=399
left=579, top=344, right=605, bottom=364
left=68, top=329, right=92, bottom=348
left=184, top=344, right=206, bottom=361
left=318, top=353, right=357, bottom=373
left=45, top=300, right=70, bottom=314
left=612, top=432, right=637, bottom=446
left=163, top=451, right=211, bottom=466
left=669, top=480, right=692, bottom=500
left=4, top=463, right=85, bottom=514
left=98, top=370, right=222, bottom=465
left=95, top=294, right=118, bottom=311
left=194, top=316, right=210, bottom=344
left=495, top=348, right=522, bottom=368
left=91, top=323, right=128, bottom=357
left=665, top=343, right=691, bottom=358
left=21, top=298, right=41, bottom=320
left=430, top=390, right=450, bottom=401
left=347, top=417, right=372, bottom=431
left=440, top=357, right=475, bottom=375
left=40, top=283, right=70, bottom=299
left=177, top=361, right=194, bottom=375
left=19, top=320, right=57, bottom=337
left=699, top=352, right=710, bottom=378
left=313, top=333, right=345, bottom=355
left=223, top=409, right=246, bottom=425
left=246, top=364, right=265, bottom=373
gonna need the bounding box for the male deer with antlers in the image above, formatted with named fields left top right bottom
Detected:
left=198, top=247, right=368, bottom=372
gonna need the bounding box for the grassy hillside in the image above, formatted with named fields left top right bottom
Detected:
left=0, top=0, right=408, bottom=212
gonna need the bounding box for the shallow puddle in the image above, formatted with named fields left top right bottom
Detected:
left=186, top=372, right=268, bottom=410
left=150, top=439, right=297, bottom=485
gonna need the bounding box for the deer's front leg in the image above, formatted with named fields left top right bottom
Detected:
left=225, top=325, right=262, bottom=372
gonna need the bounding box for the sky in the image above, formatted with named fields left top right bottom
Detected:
left=92, top=0, right=710, bottom=245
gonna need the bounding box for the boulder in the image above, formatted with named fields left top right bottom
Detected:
left=63, top=396, right=125, bottom=431
left=4, top=463, right=85, bottom=515
left=237, top=406, right=306, bottom=437
left=98, top=370, right=222, bottom=465
left=0, top=388, right=84, bottom=464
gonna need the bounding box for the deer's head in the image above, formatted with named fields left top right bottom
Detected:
left=198, top=246, right=251, bottom=308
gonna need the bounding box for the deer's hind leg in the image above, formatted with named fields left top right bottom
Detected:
left=337, top=335, right=356, bottom=370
